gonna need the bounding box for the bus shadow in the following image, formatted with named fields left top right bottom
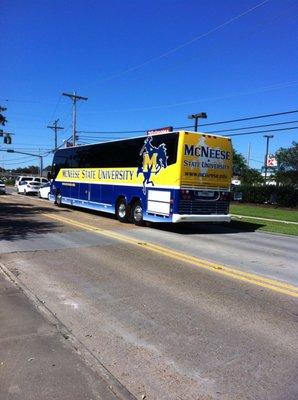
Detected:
left=149, top=220, right=266, bottom=235
left=58, top=205, right=265, bottom=234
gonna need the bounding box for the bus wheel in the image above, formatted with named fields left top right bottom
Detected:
left=116, top=198, right=129, bottom=222
left=131, top=201, right=143, bottom=226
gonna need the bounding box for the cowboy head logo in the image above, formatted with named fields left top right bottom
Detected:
left=137, top=137, right=168, bottom=194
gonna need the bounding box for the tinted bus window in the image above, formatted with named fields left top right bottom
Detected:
left=70, top=133, right=179, bottom=169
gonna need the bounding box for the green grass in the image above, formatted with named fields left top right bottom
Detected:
left=229, top=203, right=298, bottom=235
left=230, top=217, right=298, bottom=236
left=230, top=203, right=298, bottom=222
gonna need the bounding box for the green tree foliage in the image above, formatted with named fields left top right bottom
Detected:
left=275, top=142, right=298, bottom=185
left=232, top=148, right=263, bottom=185
left=232, top=148, right=247, bottom=175
left=13, top=165, right=39, bottom=174
left=0, top=106, right=7, bottom=126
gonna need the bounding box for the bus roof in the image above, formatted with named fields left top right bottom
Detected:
left=56, top=130, right=230, bottom=153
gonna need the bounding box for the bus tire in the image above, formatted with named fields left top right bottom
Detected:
left=116, top=198, right=129, bottom=222
left=131, top=200, right=144, bottom=226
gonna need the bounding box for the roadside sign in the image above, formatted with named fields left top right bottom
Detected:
left=147, top=126, right=173, bottom=136
left=267, top=155, right=277, bottom=167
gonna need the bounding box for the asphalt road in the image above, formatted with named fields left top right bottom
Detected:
left=1, top=189, right=297, bottom=400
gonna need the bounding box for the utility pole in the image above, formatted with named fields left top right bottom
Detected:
left=263, top=135, right=274, bottom=185
left=247, top=142, right=251, bottom=167
left=47, top=119, right=64, bottom=151
left=62, top=91, right=88, bottom=146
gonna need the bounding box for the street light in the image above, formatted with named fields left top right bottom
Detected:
left=263, top=135, right=274, bottom=185
left=4, top=149, right=44, bottom=177
left=188, top=112, right=207, bottom=132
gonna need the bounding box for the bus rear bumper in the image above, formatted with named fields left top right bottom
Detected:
left=172, top=214, right=231, bottom=223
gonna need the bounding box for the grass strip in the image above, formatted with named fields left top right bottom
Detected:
left=230, top=204, right=298, bottom=223
left=230, top=216, right=298, bottom=236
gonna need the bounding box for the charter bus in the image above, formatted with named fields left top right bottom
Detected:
left=49, top=131, right=233, bottom=225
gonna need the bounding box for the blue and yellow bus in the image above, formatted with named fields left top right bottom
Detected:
left=50, top=131, right=233, bottom=224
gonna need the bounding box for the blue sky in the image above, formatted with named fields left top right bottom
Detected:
left=1, top=0, right=298, bottom=170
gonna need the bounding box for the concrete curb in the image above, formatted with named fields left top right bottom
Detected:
left=231, top=214, right=298, bottom=225
left=0, top=261, right=137, bottom=400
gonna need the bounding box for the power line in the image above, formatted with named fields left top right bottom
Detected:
left=78, top=126, right=298, bottom=143
left=78, top=126, right=297, bottom=141
left=77, top=108, right=298, bottom=136
left=2, top=157, right=40, bottom=166
left=97, top=0, right=269, bottom=84
left=227, top=126, right=298, bottom=137
left=206, top=119, right=298, bottom=134
left=1, top=154, right=39, bottom=162
left=182, top=109, right=298, bottom=128
left=82, top=80, right=298, bottom=114
left=47, top=96, right=62, bottom=124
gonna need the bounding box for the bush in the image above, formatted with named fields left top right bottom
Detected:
left=233, top=185, right=297, bottom=207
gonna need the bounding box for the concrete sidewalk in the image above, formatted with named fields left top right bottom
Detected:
left=0, top=271, right=126, bottom=400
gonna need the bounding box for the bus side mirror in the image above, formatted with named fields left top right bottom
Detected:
left=47, top=171, right=53, bottom=180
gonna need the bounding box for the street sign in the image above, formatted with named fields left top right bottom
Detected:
left=267, top=155, right=277, bottom=167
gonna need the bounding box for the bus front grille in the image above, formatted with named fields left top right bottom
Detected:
left=178, top=200, right=229, bottom=215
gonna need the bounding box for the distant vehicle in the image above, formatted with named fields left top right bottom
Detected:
left=15, top=176, right=48, bottom=187
left=0, top=180, right=6, bottom=194
left=50, top=131, right=233, bottom=225
left=17, top=180, right=43, bottom=195
left=15, top=176, right=34, bottom=187
left=33, top=177, right=49, bottom=185
left=38, top=182, right=51, bottom=199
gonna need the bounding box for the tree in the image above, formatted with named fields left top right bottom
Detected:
left=232, top=148, right=247, bottom=175
left=275, top=142, right=298, bottom=185
left=13, top=165, right=39, bottom=174
left=0, top=106, right=7, bottom=126
left=232, top=148, right=263, bottom=185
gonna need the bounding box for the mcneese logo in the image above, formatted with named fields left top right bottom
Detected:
left=143, top=153, right=158, bottom=172
left=184, top=144, right=230, bottom=160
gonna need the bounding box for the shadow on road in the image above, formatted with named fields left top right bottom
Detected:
left=0, top=201, right=68, bottom=241
left=60, top=203, right=265, bottom=235
left=149, top=220, right=265, bottom=235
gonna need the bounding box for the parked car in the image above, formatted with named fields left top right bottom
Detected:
left=17, top=180, right=43, bottom=195
left=38, top=182, right=51, bottom=199
left=15, top=176, right=49, bottom=187
left=33, top=177, right=49, bottom=185
left=0, top=180, right=6, bottom=194
left=15, top=176, right=34, bottom=187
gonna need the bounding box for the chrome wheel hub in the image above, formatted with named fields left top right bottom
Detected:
left=118, top=203, right=126, bottom=218
left=134, top=206, right=143, bottom=222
